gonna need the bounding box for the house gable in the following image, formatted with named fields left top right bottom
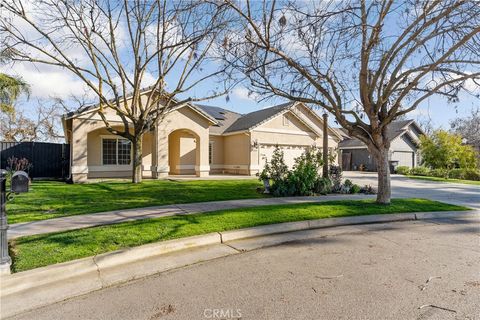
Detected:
left=254, top=108, right=318, bottom=137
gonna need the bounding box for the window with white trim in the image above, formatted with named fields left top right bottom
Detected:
left=283, top=114, right=289, bottom=126
left=102, top=138, right=131, bottom=165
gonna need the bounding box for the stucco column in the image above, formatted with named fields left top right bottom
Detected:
left=249, top=137, right=260, bottom=176
left=71, top=119, right=89, bottom=183
left=151, top=126, right=169, bottom=178
left=195, top=133, right=209, bottom=177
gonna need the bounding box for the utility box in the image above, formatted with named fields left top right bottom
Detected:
left=11, top=171, right=30, bottom=193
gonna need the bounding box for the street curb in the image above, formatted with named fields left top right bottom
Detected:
left=1, top=210, right=477, bottom=318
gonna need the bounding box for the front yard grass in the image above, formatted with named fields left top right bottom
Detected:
left=7, top=179, right=264, bottom=224
left=10, top=198, right=468, bottom=273
left=406, top=175, right=480, bottom=186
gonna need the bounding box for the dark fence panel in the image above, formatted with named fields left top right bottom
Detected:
left=0, top=142, right=70, bottom=179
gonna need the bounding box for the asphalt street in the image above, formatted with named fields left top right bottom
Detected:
left=9, top=217, right=480, bottom=320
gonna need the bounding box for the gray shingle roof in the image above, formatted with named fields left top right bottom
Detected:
left=223, top=102, right=293, bottom=133
left=338, top=120, right=415, bottom=149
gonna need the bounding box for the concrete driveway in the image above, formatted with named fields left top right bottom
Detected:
left=9, top=217, right=479, bottom=320
left=344, top=172, right=480, bottom=209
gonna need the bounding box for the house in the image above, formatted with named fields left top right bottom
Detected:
left=62, top=91, right=342, bottom=182
left=338, top=120, right=424, bottom=171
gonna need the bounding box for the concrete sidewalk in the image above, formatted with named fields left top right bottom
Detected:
left=8, top=194, right=375, bottom=239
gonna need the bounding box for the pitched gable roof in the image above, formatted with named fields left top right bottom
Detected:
left=195, top=105, right=242, bottom=135
left=223, top=102, right=294, bottom=133
left=338, top=119, right=421, bottom=149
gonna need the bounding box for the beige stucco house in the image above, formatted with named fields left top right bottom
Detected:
left=62, top=92, right=342, bottom=182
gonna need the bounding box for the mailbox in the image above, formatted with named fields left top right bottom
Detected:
left=11, top=171, right=30, bottom=193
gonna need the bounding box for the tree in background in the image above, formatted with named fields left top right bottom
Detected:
left=221, top=0, right=480, bottom=203
left=1, top=0, right=232, bottom=183
left=0, top=99, right=65, bottom=142
left=450, top=108, right=480, bottom=149
left=0, top=73, right=29, bottom=113
left=419, top=130, right=478, bottom=170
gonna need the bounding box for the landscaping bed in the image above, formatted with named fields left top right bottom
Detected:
left=9, top=198, right=468, bottom=272
left=6, top=179, right=264, bottom=224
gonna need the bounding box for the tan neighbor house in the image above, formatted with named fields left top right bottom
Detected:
left=62, top=94, right=342, bottom=182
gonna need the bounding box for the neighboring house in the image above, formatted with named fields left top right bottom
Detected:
left=338, top=120, right=424, bottom=171
left=62, top=92, right=342, bottom=182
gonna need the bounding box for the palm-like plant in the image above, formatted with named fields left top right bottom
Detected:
left=0, top=73, right=30, bottom=113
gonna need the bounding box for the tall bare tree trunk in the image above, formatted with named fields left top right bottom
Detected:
left=132, top=133, right=143, bottom=183
left=371, top=146, right=391, bottom=204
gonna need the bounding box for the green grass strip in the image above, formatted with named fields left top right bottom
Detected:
left=10, top=198, right=468, bottom=273
left=7, top=179, right=264, bottom=224
left=406, top=175, right=480, bottom=186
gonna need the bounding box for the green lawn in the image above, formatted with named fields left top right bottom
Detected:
left=406, top=175, right=480, bottom=186
left=7, top=179, right=264, bottom=224
left=10, top=198, right=468, bottom=273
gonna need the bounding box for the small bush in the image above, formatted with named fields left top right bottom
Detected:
left=329, top=165, right=343, bottom=192
left=396, top=166, right=410, bottom=175
left=463, top=169, right=480, bottom=181
left=430, top=168, right=449, bottom=178
left=410, top=166, right=430, bottom=176
left=314, top=177, right=332, bottom=195
left=350, top=184, right=361, bottom=194
left=449, top=168, right=480, bottom=181
left=360, top=184, right=376, bottom=194
left=448, top=168, right=466, bottom=180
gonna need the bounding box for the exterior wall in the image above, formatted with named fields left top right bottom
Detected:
left=223, top=133, right=251, bottom=175
left=390, top=135, right=417, bottom=168
left=341, top=134, right=418, bottom=171
left=209, top=135, right=225, bottom=174
left=85, top=127, right=154, bottom=179
left=250, top=107, right=340, bottom=173
left=168, top=130, right=197, bottom=175
left=67, top=100, right=342, bottom=180
left=153, top=106, right=211, bottom=177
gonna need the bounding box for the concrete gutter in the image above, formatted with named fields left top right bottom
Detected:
left=1, top=210, right=478, bottom=318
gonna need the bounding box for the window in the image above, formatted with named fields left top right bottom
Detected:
left=102, top=138, right=131, bottom=165
left=283, top=115, right=289, bottom=126
left=209, top=141, right=213, bottom=164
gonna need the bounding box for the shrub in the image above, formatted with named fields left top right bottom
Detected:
left=6, top=156, right=32, bottom=176
left=396, top=166, right=411, bottom=175
left=360, top=184, right=376, bottom=194
left=463, top=169, right=480, bottom=181
left=269, top=145, right=289, bottom=181
left=449, top=168, right=480, bottom=181
left=314, top=177, right=332, bottom=195
left=329, top=165, right=343, bottom=192
left=410, top=166, right=430, bottom=176
left=448, top=168, right=466, bottom=180
left=350, top=184, right=361, bottom=194
left=430, top=168, right=449, bottom=178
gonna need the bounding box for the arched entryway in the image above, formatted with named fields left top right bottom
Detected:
left=168, top=129, right=200, bottom=175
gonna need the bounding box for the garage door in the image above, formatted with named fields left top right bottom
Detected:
left=392, top=151, right=414, bottom=167
left=259, top=145, right=308, bottom=171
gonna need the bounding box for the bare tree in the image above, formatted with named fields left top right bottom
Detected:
left=1, top=0, right=232, bottom=183
left=221, top=0, right=480, bottom=203
left=0, top=99, right=65, bottom=142
left=451, top=107, right=480, bottom=146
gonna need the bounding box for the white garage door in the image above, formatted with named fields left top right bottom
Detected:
left=259, top=145, right=308, bottom=171
left=392, top=151, right=414, bottom=167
